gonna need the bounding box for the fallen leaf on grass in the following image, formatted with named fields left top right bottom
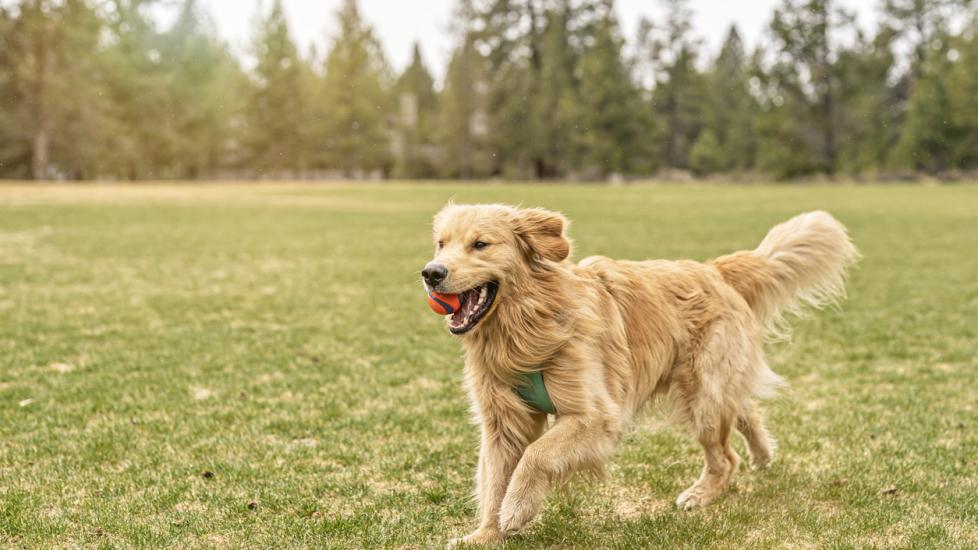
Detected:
left=18, top=398, right=32, bottom=407
left=880, top=486, right=898, bottom=496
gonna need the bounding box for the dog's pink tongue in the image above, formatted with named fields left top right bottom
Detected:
left=464, top=291, right=480, bottom=315
left=451, top=289, right=477, bottom=323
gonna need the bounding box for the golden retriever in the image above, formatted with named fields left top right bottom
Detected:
left=422, top=204, right=859, bottom=545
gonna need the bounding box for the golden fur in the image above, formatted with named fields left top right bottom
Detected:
left=424, top=205, right=859, bottom=546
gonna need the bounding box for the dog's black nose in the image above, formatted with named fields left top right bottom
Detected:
left=422, top=264, right=448, bottom=287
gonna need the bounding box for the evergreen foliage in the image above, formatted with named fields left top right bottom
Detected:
left=0, top=0, right=975, bottom=180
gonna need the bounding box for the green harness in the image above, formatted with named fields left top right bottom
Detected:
left=516, top=370, right=557, bottom=414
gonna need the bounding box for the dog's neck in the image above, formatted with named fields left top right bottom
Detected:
left=462, top=262, right=576, bottom=382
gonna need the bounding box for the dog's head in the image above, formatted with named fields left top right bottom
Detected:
left=422, top=204, right=571, bottom=335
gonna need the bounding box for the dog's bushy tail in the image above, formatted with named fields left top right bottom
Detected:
left=712, top=211, right=860, bottom=340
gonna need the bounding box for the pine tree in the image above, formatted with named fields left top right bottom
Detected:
left=320, top=0, right=392, bottom=177
left=436, top=33, right=491, bottom=179
left=467, top=0, right=604, bottom=178
left=16, top=0, right=57, bottom=179
left=760, top=0, right=857, bottom=176
left=947, top=9, right=978, bottom=168
left=640, top=0, right=706, bottom=170
left=393, top=43, right=437, bottom=178
left=689, top=129, right=724, bottom=175
left=471, top=0, right=543, bottom=177
left=752, top=45, right=821, bottom=179
left=1, top=0, right=119, bottom=179
left=572, top=2, right=648, bottom=176
left=0, top=4, right=31, bottom=178
left=161, top=0, right=245, bottom=178
left=531, top=1, right=588, bottom=178
left=98, top=0, right=170, bottom=179
left=834, top=26, right=900, bottom=175
left=244, top=0, right=313, bottom=177
left=893, top=33, right=955, bottom=173
left=52, top=0, right=121, bottom=180
left=692, top=25, right=756, bottom=174
left=883, top=0, right=968, bottom=77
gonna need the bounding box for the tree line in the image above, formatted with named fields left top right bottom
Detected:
left=1, top=0, right=976, bottom=181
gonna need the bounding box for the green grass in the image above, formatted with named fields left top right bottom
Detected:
left=1, top=182, right=976, bottom=549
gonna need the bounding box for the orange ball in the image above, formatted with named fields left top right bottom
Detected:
left=427, top=292, right=461, bottom=315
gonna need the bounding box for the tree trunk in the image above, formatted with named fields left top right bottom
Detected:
left=817, top=5, right=836, bottom=175
left=29, top=3, right=51, bottom=180
left=534, top=157, right=546, bottom=179
left=32, top=128, right=49, bottom=180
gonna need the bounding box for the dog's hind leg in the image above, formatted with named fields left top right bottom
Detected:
left=736, top=403, right=774, bottom=469
left=676, top=404, right=740, bottom=511
left=675, top=321, right=758, bottom=510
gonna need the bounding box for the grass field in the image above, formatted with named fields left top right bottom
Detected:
left=1, top=182, right=976, bottom=549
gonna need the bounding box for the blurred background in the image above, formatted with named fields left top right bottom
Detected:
left=0, top=0, right=975, bottom=182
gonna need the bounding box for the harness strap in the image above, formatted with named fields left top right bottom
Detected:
left=515, top=370, right=557, bottom=414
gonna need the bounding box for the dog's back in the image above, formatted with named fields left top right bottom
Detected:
left=579, top=211, right=859, bottom=344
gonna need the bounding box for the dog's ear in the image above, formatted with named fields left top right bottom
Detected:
left=515, top=208, right=571, bottom=262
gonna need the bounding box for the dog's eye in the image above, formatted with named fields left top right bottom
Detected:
left=437, top=240, right=444, bottom=250
left=473, top=241, right=489, bottom=250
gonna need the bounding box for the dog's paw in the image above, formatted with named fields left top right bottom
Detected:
left=675, top=485, right=717, bottom=511
left=447, top=527, right=504, bottom=548
left=498, top=498, right=539, bottom=537
left=749, top=450, right=774, bottom=470
left=497, top=511, right=525, bottom=537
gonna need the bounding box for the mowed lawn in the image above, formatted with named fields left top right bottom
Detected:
left=1, top=182, right=976, bottom=549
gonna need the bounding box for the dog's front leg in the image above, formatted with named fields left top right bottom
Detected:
left=498, top=414, right=618, bottom=536
left=452, top=411, right=546, bottom=546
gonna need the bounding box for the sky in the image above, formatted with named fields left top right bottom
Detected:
left=199, top=0, right=882, bottom=80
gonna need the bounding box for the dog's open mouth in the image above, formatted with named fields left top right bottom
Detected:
left=448, top=282, right=498, bottom=335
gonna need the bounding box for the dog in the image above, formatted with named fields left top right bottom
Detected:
left=421, top=204, right=859, bottom=545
